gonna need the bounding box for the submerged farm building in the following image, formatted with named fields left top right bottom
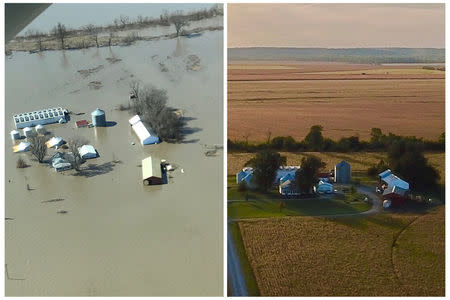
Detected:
left=334, top=160, right=351, bottom=183
left=129, top=115, right=159, bottom=145
left=13, top=107, right=67, bottom=129
left=142, top=156, right=166, bottom=185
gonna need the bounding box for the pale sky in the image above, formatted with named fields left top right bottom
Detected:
left=228, top=4, right=445, bottom=48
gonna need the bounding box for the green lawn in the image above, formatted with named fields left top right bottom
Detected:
left=228, top=176, right=371, bottom=219
left=228, top=222, right=260, bottom=296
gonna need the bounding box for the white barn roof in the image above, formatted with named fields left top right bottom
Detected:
left=78, top=145, right=98, bottom=159
left=379, top=169, right=409, bottom=190
left=129, top=115, right=141, bottom=126
left=132, top=121, right=159, bottom=145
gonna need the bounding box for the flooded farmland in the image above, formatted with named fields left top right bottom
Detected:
left=5, top=18, right=223, bottom=296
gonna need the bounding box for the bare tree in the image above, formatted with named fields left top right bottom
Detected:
left=84, top=24, right=100, bottom=47
left=120, top=15, right=130, bottom=27
left=129, top=84, right=184, bottom=142
left=28, top=135, right=47, bottom=163
left=108, top=31, right=116, bottom=47
left=52, top=23, right=67, bottom=49
left=67, top=136, right=89, bottom=171
left=169, top=11, right=189, bottom=36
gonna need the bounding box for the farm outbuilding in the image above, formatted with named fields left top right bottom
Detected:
left=23, top=127, right=33, bottom=138
left=379, top=169, right=410, bottom=207
left=236, top=167, right=255, bottom=188
left=13, top=107, right=67, bottom=129
left=35, top=124, right=46, bottom=134
left=314, top=180, right=334, bottom=194
left=46, top=137, right=65, bottom=148
left=91, top=108, right=106, bottom=127
left=78, top=145, right=98, bottom=159
left=10, top=130, right=20, bottom=140
left=334, top=160, right=351, bottom=183
left=142, top=156, right=165, bottom=185
left=76, top=120, right=89, bottom=128
left=13, top=141, right=30, bottom=153
left=129, top=115, right=159, bottom=145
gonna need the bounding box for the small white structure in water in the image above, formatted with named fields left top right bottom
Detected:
left=78, top=145, right=98, bottom=159
left=35, top=124, right=46, bottom=134
left=23, top=127, right=33, bottom=138
left=129, top=115, right=159, bottom=145
left=10, top=130, right=20, bottom=140
left=52, top=157, right=72, bottom=172
left=13, top=141, right=30, bottom=153
left=46, top=137, right=65, bottom=148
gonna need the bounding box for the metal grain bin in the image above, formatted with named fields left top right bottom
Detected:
left=10, top=130, right=20, bottom=140
left=334, top=160, right=351, bottom=183
left=91, top=108, right=106, bottom=127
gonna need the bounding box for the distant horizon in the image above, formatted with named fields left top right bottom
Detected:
left=229, top=4, right=445, bottom=48
left=228, top=46, right=445, bottom=50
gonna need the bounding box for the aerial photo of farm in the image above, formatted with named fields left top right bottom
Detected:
left=5, top=3, right=223, bottom=296
left=227, top=3, right=445, bottom=297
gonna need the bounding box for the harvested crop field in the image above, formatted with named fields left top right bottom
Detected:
left=237, top=206, right=445, bottom=296
left=227, top=151, right=445, bottom=185
left=228, top=62, right=445, bottom=141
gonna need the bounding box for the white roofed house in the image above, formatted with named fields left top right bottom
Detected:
left=129, top=115, right=159, bottom=145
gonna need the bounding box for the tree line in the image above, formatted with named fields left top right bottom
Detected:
left=228, top=125, right=445, bottom=153
left=19, top=5, right=223, bottom=50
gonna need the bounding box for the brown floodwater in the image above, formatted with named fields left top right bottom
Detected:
left=5, top=25, right=223, bottom=296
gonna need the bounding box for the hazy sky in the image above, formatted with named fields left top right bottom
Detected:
left=228, top=4, right=445, bottom=48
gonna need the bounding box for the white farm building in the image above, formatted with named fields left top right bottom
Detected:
left=129, top=115, right=159, bottom=145
left=13, top=107, right=68, bottom=129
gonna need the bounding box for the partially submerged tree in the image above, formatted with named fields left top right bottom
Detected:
left=246, top=150, right=286, bottom=192
left=52, top=22, right=67, bottom=49
left=67, top=136, right=89, bottom=171
left=295, top=155, right=326, bottom=194
left=28, top=135, right=47, bottom=163
left=170, top=11, right=189, bottom=36
left=84, top=24, right=100, bottom=47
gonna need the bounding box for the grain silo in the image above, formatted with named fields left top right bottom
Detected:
left=10, top=130, right=20, bottom=140
left=35, top=124, right=46, bottom=134
left=91, top=108, right=106, bottom=127
left=23, top=127, right=33, bottom=138
left=334, top=160, right=351, bottom=183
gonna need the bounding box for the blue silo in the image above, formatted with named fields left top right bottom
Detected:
left=91, top=108, right=106, bottom=127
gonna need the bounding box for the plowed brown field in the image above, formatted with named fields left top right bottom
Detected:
left=228, top=62, right=445, bottom=141
left=238, top=206, right=445, bottom=296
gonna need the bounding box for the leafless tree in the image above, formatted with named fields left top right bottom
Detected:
left=129, top=84, right=184, bottom=142
left=108, top=31, right=116, bottom=47
left=160, top=10, right=170, bottom=25
left=120, top=15, right=130, bottom=27
left=67, top=136, right=89, bottom=171
left=52, top=23, right=67, bottom=49
left=136, top=15, right=144, bottom=25
left=28, top=135, right=47, bottom=163
left=170, top=11, right=189, bottom=36
left=84, top=24, right=100, bottom=47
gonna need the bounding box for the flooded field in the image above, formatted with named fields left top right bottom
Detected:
left=5, top=28, right=223, bottom=296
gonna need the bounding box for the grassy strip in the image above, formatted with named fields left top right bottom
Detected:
left=229, top=222, right=260, bottom=296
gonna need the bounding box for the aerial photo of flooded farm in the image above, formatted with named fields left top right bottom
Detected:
left=5, top=3, right=223, bottom=296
